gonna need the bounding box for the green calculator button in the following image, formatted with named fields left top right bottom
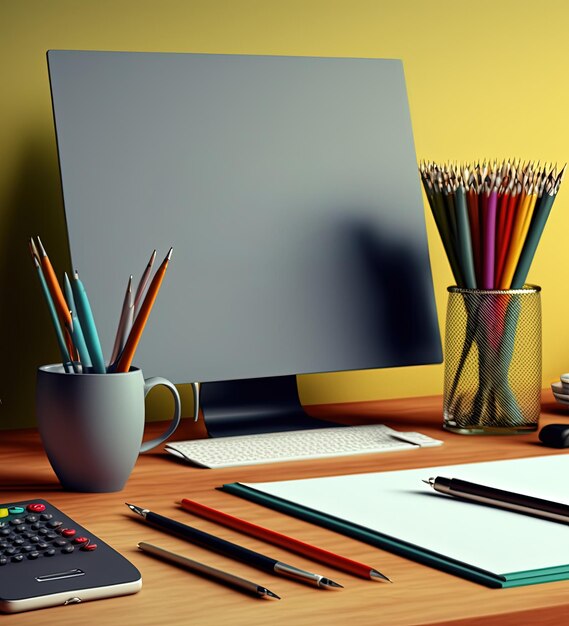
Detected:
left=8, top=507, right=25, bottom=515
left=0, top=509, right=8, bottom=518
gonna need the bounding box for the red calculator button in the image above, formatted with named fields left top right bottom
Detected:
left=73, top=536, right=89, bottom=545
left=61, top=528, right=76, bottom=538
left=81, top=543, right=97, bottom=551
left=26, top=503, right=46, bottom=513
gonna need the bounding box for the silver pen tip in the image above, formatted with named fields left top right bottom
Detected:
left=321, top=578, right=343, bottom=589
left=125, top=503, right=147, bottom=517
left=370, top=569, right=392, bottom=582
left=422, top=478, right=435, bottom=487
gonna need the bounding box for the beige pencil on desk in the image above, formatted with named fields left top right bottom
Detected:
left=137, top=542, right=280, bottom=599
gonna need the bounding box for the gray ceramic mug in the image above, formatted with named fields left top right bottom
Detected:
left=36, top=364, right=181, bottom=492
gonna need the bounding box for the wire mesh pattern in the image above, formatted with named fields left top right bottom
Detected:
left=443, top=286, right=541, bottom=434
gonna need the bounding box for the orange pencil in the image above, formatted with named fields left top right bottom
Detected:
left=114, top=248, right=173, bottom=373
left=36, top=236, right=72, bottom=328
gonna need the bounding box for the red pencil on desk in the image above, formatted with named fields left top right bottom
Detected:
left=180, top=498, right=391, bottom=582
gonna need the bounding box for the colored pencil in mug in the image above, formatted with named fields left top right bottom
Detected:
left=29, top=241, right=73, bottom=373
left=114, top=248, right=173, bottom=373
left=71, top=270, right=107, bottom=373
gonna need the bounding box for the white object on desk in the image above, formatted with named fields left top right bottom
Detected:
left=234, top=455, right=569, bottom=578
left=165, top=424, right=443, bottom=469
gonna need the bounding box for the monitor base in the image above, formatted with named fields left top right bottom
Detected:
left=200, top=375, right=340, bottom=438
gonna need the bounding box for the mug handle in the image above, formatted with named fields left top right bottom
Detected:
left=140, top=377, right=182, bottom=453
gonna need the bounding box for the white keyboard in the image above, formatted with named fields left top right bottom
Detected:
left=165, top=424, right=443, bottom=468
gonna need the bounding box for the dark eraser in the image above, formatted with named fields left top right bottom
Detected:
left=539, top=424, right=569, bottom=448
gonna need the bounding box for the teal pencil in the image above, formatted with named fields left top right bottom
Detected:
left=510, top=190, right=555, bottom=289
left=454, top=183, right=477, bottom=289
left=71, top=271, right=107, bottom=374
left=421, top=176, right=464, bottom=286
left=30, top=245, right=73, bottom=373
left=64, top=272, right=93, bottom=368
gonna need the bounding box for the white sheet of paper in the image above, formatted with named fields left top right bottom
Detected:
left=241, top=455, right=569, bottom=575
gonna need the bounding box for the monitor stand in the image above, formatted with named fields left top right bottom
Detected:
left=200, top=375, right=341, bottom=438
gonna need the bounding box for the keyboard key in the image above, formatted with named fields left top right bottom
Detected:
left=11, top=554, right=24, bottom=563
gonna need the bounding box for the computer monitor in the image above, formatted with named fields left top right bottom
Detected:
left=47, top=51, right=442, bottom=437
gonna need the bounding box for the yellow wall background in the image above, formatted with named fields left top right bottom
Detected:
left=2, top=0, right=568, bottom=427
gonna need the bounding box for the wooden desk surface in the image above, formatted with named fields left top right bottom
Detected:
left=2, top=391, right=569, bottom=626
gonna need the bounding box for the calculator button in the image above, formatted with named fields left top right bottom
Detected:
left=21, top=545, right=34, bottom=552
left=4, top=547, right=17, bottom=555
left=29, top=535, right=40, bottom=543
left=26, top=503, right=46, bottom=513
left=43, top=548, right=56, bottom=557
left=47, top=520, right=62, bottom=529
left=40, top=513, right=53, bottom=521
left=27, top=551, right=40, bottom=559
left=81, top=543, right=97, bottom=551
left=60, top=528, right=76, bottom=538
left=22, top=531, right=34, bottom=539
left=0, top=557, right=7, bottom=566
left=0, top=529, right=10, bottom=536
left=10, top=519, right=24, bottom=526
left=45, top=532, right=58, bottom=540
left=8, top=507, right=25, bottom=515
left=13, top=538, right=24, bottom=546
left=61, top=545, right=75, bottom=554
left=0, top=509, right=8, bottom=518
left=11, top=554, right=24, bottom=563
left=54, top=539, right=68, bottom=547
left=25, top=515, right=38, bottom=523
left=37, top=542, right=49, bottom=550
left=73, top=536, right=89, bottom=545
left=38, top=528, right=49, bottom=535
left=30, top=522, right=41, bottom=531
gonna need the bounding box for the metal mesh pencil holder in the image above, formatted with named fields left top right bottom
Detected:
left=443, top=285, right=541, bottom=434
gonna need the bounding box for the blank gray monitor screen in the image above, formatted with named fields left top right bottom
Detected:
left=48, top=51, right=442, bottom=385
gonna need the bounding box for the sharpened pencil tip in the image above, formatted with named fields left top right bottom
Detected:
left=261, top=588, right=281, bottom=600
left=166, top=247, right=173, bottom=261
left=36, top=236, right=47, bottom=257
left=370, top=569, right=392, bottom=582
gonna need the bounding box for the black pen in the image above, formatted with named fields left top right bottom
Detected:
left=138, top=542, right=280, bottom=599
left=126, top=504, right=343, bottom=589
left=423, top=477, right=569, bottom=524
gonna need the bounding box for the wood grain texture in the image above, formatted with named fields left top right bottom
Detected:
left=2, top=391, right=569, bottom=625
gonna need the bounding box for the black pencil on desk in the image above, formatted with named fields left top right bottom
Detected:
left=137, top=542, right=280, bottom=599
left=126, top=504, right=343, bottom=589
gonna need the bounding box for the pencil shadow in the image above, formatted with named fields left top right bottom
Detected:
left=0, top=131, right=70, bottom=428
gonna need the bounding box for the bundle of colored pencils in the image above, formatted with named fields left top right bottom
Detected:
left=29, top=236, right=172, bottom=374
left=419, top=160, right=564, bottom=290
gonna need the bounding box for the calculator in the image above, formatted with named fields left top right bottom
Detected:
left=0, top=499, right=141, bottom=613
